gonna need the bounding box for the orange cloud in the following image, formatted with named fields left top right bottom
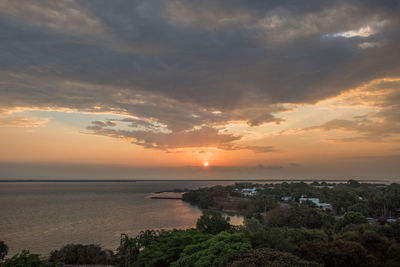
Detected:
left=0, top=116, right=48, bottom=127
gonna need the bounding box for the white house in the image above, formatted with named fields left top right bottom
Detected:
left=299, top=196, right=331, bottom=210
left=312, top=185, right=334, bottom=189
left=240, top=188, right=258, bottom=197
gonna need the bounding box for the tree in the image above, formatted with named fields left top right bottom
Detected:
left=379, top=219, right=400, bottom=242
left=347, top=203, right=370, bottom=217
left=196, top=210, right=231, bottom=234
left=342, top=211, right=367, bottom=226
left=336, top=230, right=391, bottom=263
left=386, top=243, right=400, bottom=267
left=117, top=234, right=139, bottom=267
left=347, top=180, right=361, bottom=188
left=182, top=187, right=220, bottom=209
left=243, top=217, right=327, bottom=254
left=134, top=229, right=209, bottom=266
left=252, top=194, right=278, bottom=214
left=300, top=240, right=375, bottom=267
left=1, top=250, right=55, bottom=267
left=264, top=206, right=331, bottom=229
left=0, top=241, right=8, bottom=261
left=330, top=187, right=360, bottom=215
left=171, top=232, right=251, bottom=267
left=223, top=248, right=320, bottom=267
left=116, top=230, right=163, bottom=267
left=49, top=244, right=115, bottom=265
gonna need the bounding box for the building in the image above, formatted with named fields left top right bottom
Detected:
left=312, top=185, right=334, bottom=189
left=234, top=187, right=258, bottom=197
left=299, top=196, right=332, bottom=210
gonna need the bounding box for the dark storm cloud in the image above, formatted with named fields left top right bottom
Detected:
left=1, top=0, right=400, bottom=147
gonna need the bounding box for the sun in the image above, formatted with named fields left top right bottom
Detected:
left=203, top=162, right=209, bottom=167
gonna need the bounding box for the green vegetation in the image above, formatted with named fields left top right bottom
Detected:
left=1, top=181, right=399, bottom=266
left=172, top=232, right=250, bottom=267
left=300, top=240, right=374, bottom=267
left=0, top=241, right=7, bottom=261
left=223, top=248, right=320, bottom=267
left=0, top=250, right=55, bottom=267
left=49, top=244, right=115, bottom=265
left=134, top=229, right=210, bottom=266
left=196, top=210, right=232, bottom=234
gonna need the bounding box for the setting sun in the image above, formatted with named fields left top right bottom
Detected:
left=203, top=162, right=209, bottom=167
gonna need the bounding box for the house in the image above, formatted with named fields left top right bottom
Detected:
left=312, top=185, right=334, bottom=189
left=281, top=196, right=292, bottom=202
left=241, top=188, right=258, bottom=197
left=299, top=196, right=332, bottom=210
left=234, top=187, right=258, bottom=197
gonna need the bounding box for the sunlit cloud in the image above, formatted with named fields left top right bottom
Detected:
left=333, top=25, right=375, bottom=38
left=0, top=116, right=49, bottom=127
left=301, top=78, right=400, bottom=142
left=359, top=41, right=382, bottom=49
left=86, top=123, right=241, bottom=151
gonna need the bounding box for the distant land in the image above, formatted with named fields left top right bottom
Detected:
left=0, top=179, right=390, bottom=183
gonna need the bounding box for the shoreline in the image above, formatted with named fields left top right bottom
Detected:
left=0, top=178, right=391, bottom=184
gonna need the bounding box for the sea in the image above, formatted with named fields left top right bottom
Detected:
left=0, top=180, right=244, bottom=256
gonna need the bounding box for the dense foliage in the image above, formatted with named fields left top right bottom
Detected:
left=134, top=229, right=210, bottom=266
left=49, top=244, right=115, bottom=265
left=196, top=210, right=232, bottom=234
left=223, top=248, right=320, bottom=267
left=172, top=231, right=251, bottom=267
left=0, top=250, right=55, bottom=267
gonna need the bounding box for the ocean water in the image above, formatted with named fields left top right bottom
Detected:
left=0, top=181, right=242, bottom=256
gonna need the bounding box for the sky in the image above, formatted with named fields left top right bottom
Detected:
left=1, top=0, right=400, bottom=180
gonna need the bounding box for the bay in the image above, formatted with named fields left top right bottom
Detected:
left=0, top=181, right=238, bottom=256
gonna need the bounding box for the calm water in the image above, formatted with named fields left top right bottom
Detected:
left=0, top=181, right=241, bottom=256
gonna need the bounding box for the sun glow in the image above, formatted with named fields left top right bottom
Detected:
left=203, top=162, right=209, bottom=167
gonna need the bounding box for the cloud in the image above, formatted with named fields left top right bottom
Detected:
left=243, top=145, right=276, bottom=153
left=0, top=116, right=48, bottom=127
left=87, top=121, right=240, bottom=151
left=358, top=41, right=383, bottom=49
left=91, top=120, right=116, bottom=127
left=303, top=78, right=400, bottom=142
left=1, top=1, right=400, bottom=149
left=305, top=119, right=400, bottom=142
left=87, top=119, right=280, bottom=152
left=333, top=26, right=375, bottom=38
